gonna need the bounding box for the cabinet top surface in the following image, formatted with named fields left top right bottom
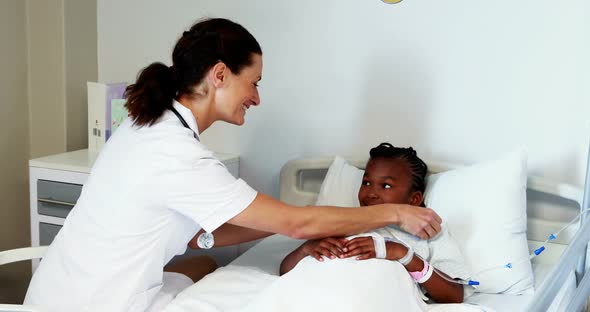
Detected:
left=30, top=149, right=239, bottom=173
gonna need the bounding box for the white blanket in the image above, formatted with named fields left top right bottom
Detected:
left=163, top=265, right=276, bottom=312
left=165, top=258, right=492, bottom=312
left=241, top=257, right=488, bottom=312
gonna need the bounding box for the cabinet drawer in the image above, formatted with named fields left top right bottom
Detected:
left=37, top=179, right=82, bottom=218
left=39, top=222, right=62, bottom=246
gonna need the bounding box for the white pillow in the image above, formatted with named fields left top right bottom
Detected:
left=315, top=151, right=533, bottom=295
left=424, top=149, right=533, bottom=294
left=315, top=156, right=363, bottom=207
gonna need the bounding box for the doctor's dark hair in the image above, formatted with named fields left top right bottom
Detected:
left=368, top=143, right=428, bottom=194
left=124, top=18, right=262, bottom=126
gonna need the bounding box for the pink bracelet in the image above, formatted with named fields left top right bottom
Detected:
left=409, top=260, right=434, bottom=284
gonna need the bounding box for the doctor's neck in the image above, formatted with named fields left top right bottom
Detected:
left=177, top=88, right=216, bottom=134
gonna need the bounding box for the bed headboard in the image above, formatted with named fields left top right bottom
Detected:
left=279, top=156, right=584, bottom=260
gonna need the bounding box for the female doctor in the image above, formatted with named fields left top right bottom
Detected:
left=24, top=18, right=442, bottom=312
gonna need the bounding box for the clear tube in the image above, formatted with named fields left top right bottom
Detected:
left=424, top=208, right=590, bottom=287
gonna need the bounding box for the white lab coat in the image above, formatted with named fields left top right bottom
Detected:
left=24, top=101, right=257, bottom=312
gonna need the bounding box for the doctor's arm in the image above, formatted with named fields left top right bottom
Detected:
left=188, top=224, right=272, bottom=249
left=229, top=193, right=442, bottom=240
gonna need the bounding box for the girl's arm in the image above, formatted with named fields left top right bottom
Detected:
left=280, top=244, right=308, bottom=275
left=387, top=242, right=464, bottom=303
left=344, top=237, right=463, bottom=303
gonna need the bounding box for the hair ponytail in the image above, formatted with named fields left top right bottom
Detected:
left=124, top=62, right=177, bottom=127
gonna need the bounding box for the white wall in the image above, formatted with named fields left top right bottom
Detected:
left=0, top=0, right=30, bottom=303
left=0, top=1, right=98, bottom=302
left=27, top=0, right=67, bottom=157
left=98, top=0, right=590, bottom=202
left=28, top=0, right=98, bottom=158
left=64, top=0, right=98, bottom=151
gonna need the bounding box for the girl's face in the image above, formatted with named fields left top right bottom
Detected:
left=214, top=53, right=262, bottom=125
left=358, top=158, right=423, bottom=207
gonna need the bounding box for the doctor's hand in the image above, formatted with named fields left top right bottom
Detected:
left=395, top=204, right=442, bottom=240
left=302, top=237, right=349, bottom=261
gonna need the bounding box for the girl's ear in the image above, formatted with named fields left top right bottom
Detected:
left=409, top=191, right=423, bottom=206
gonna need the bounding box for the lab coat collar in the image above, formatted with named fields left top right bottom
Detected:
left=172, top=100, right=201, bottom=140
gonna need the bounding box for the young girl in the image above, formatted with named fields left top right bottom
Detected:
left=280, top=143, right=472, bottom=304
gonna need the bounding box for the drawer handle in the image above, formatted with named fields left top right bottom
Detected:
left=38, top=198, right=76, bottom=207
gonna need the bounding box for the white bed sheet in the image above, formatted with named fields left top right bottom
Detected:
left=230, top=235, right=305, bottom=275
left=229, top=235, right=576, bottom=312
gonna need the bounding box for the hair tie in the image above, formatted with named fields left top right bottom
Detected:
left=168, top=65, right=179, bottom=91
left=168, top=65, right=177, bottom=78
left=183, top=30, right=201, bottom=39
left=183, top=30, right=197, bottom=37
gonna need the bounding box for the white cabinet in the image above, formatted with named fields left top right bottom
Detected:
left=29, top=149, right=241, bottom=270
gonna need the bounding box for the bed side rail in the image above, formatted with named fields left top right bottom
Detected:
left=528, top=143, right=590, bottom=312
left=526, top=218, right=590, bottom=311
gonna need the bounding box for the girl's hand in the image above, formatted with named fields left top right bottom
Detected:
left=343, top=236, right=376, bottom=260
left=344, top=238, right=410, bottom=262
left=385, top=241, right=408, bottom=261
left=302, top=237, right=348, bottom=261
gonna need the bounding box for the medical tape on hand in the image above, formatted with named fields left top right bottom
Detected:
left=417, top=261, right=434, bottom=284
left=382, top=235, right=413, bottom=265
left=372, top=234, right=387, bottom=259
left=397, top=246, right=414, bottom=266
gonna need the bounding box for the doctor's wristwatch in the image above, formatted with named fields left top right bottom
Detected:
left=196, top=232, right=215, bottom=249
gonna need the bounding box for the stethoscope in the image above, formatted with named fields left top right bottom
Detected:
left=170, top=106, right=199, bottom=141
left=171, top=106, right=216, bottom=249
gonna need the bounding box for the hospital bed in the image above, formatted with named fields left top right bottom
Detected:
left=227, top=154, right=590, bottom=312
left=1, top=152, right=590, bottom=311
